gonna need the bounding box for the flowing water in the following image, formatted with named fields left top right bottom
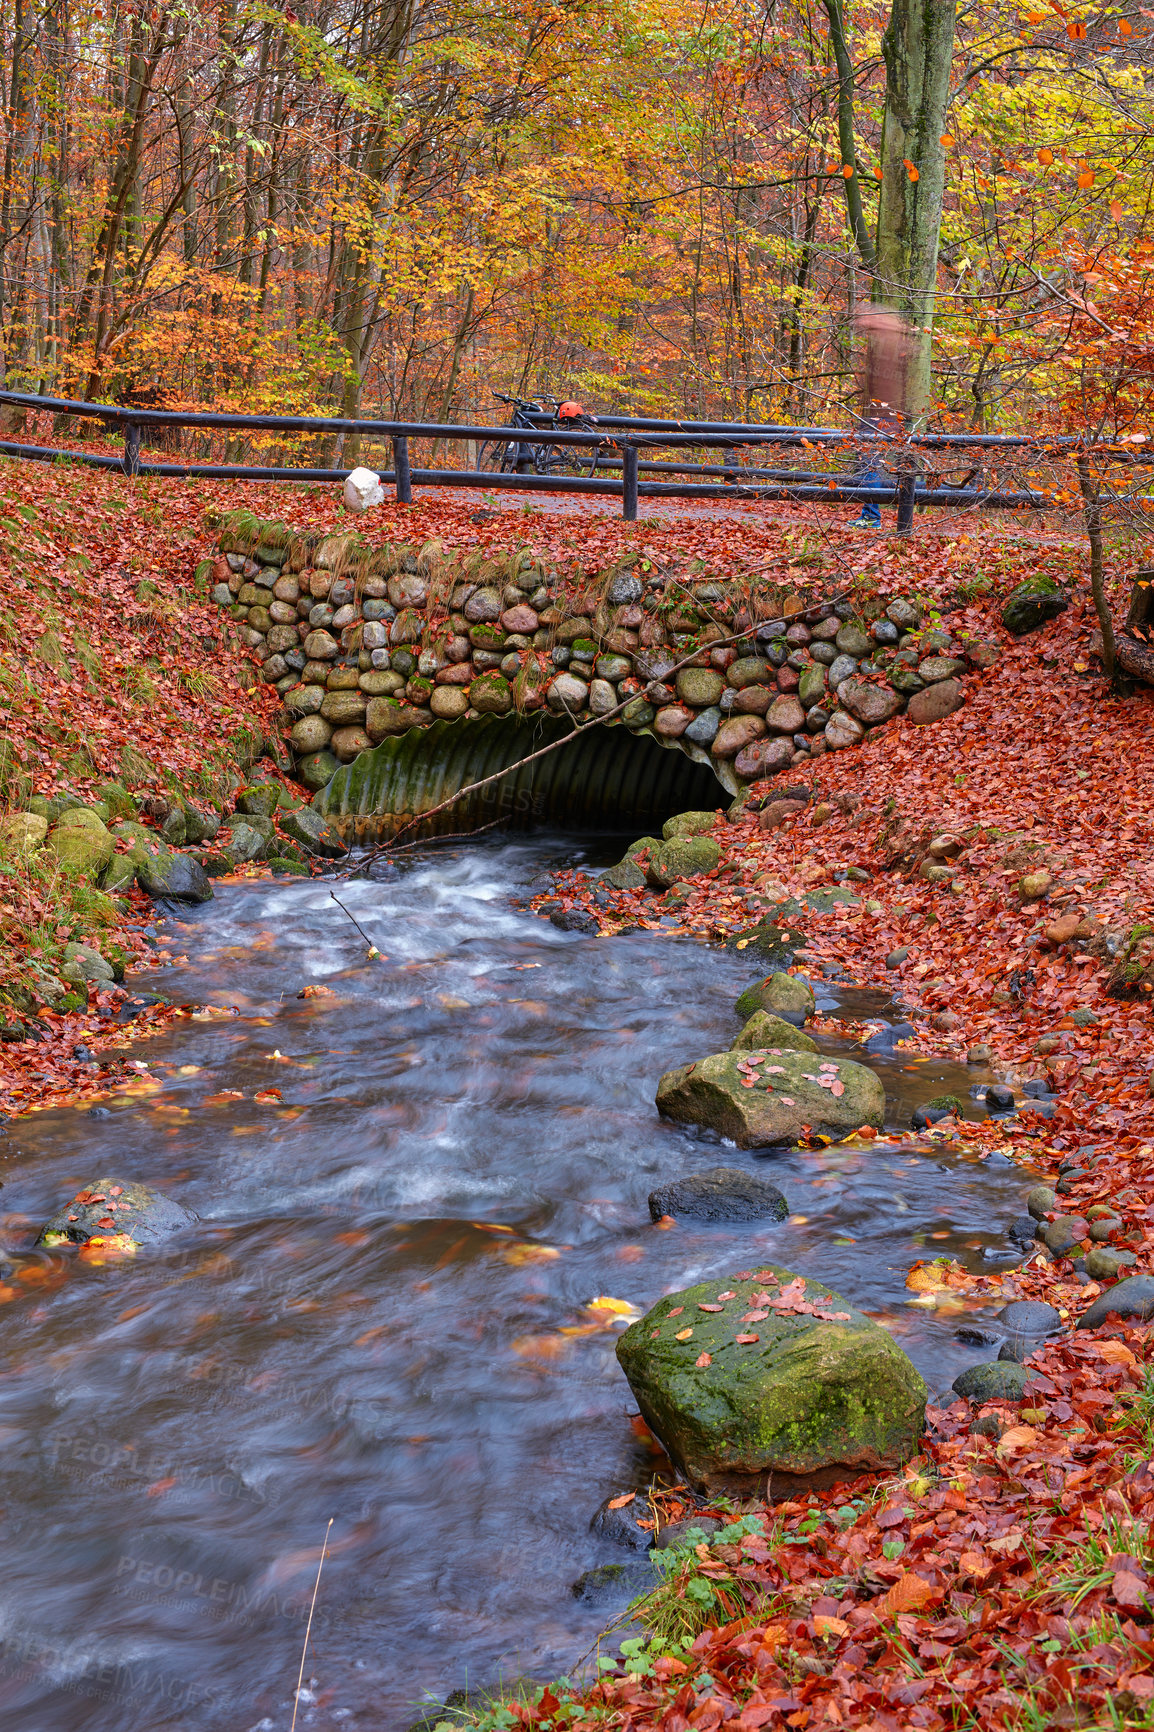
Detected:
left=0, top=836, right=1038, bottom=1730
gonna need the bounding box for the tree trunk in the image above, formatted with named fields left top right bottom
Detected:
left=1076, top=453, right=1116, bottom=684
left=873, top=0, right=956, bottom=420
left=822, top=0, right=876, bottom=274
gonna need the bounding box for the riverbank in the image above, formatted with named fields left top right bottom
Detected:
left=476, top=596, right=1154, bottom=1729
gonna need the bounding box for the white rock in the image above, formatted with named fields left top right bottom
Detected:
left=342, top=467, right=385, bottom=513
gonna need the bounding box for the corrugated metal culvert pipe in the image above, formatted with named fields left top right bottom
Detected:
left=315, top=716, right=728, bottom=845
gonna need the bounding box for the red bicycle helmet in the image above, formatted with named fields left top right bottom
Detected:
left=558, top=400, right=585, bottom=419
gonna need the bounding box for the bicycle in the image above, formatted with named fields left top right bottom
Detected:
left=476, top=392, right=607, bottom=478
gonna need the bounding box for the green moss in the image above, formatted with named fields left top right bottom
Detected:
left=617, top=1270, right=926, bottom=1493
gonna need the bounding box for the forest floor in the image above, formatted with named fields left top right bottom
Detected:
left=1, top=459, right=1152, bottom=1728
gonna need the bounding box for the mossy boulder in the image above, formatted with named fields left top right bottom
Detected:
left=235, top=784, right=280, bottom=818
left=1, top=812, right=48, bottom=852
left=735, top=972, right=816, bottom=1025
left=731, top=1012, right=818, bottom=1054
left=95, top=782, right=138, bottom=820
left=297, top=750, right=341, bottom=791
left=279, top=807, right=347, bottom=859
left=951, top=1361, right=1031, bottom=1401
left=45, top=809, right=115, bottom=878
left=649, top=834, right=720, bottom=888
left=135, top=851, right=213, bottom=903
left=38, top=1177, right=199, bottom=1252
left=469, top=673, right=512, bottom=715
left=226, top=821, right=268, bottom=863
left=662, top=810, right=720, bottom=840
left=61, top=943, right=115, bottom=986
left=616, top=1268, right=926, bottom=1496
left=1001, top=577, right=1069, bottom=636
left=723, top=920, right=808, bottom=968
left=603, top=855, right=647, bottom=891
left=656, top=1049, right=884, bottom=1147
left=100, top=855, right=139, bottom=894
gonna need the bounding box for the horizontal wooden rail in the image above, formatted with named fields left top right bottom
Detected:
left=0, top=387, right=1144, bottom=527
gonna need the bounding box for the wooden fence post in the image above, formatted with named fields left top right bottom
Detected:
left=393, top=435, right=412, bottom=504
left=123, top=422, right=141, bottom=477
left=622, top=444, right=639, bottom=521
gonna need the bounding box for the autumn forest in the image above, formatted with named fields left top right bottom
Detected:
left=1, top=0, right=1151, bottom=431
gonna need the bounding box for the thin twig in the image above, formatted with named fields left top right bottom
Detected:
left=329, top=891, right=379, bottom=950
left=350, top=587, right=854, bottom=871
left=338, top=815, right=507, bottom=878
left=290, top=1516, right=334, bottom=1732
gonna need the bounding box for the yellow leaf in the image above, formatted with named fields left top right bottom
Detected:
left=1095, top=1340, right=1137, bottom=1366
left=675, top=1327, right=693, bottom=1340
left=77, top=1234, right=138, bottom=1265
left=879, top=1573, right=934, bottom=1616
left=586, top=1296, right=638, bottom=1318
left=959, top=1551, right=992, bottom=1579
left=997, top=1426, right=1038, bottom=1452
left=814, top=1614, right=849, bottom=1638
left=498, top=1242, right=561, bottom=1265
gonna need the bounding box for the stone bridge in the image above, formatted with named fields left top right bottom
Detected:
left=205, top=512, right=992, bottom=841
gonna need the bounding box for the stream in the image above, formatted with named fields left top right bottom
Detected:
left=0, top=834, right=1038, bottom=1730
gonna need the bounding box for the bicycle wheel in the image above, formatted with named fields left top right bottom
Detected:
left=476, top=439, right=515, bottom=474
left=538, top=444, right=584, bottom=477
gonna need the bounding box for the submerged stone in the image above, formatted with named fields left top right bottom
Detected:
left=38, top=1178, right=199, bottom=1252
left=648, top=1166, right=789, bottom=1225
left=616, top=1268, right=926, bottom=1497
left=571, top=1561, right=657, bottom=1606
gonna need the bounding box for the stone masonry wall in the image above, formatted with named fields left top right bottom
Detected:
left=205, top=511, right=1000, bottom=805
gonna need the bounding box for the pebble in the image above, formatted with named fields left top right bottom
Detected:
left=1079, top=1274, right=1154, bottom=1329
left=590, top=1493, right=656, bottom=1550
left=1039, top=1215, right=1086, bottom=1255
left=953, top=1360, right=1030, bottom=1401
left=1026, top=1185, right=1056, bottom=1221
left=1085, top=1248, right=1138, bottom=1281
left=885, top=947, right=909, bottom=968
left=984, top=1083, right=1016, bottom=1112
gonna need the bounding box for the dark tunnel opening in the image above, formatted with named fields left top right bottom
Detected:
left=318, top=716, right=729, bottom=843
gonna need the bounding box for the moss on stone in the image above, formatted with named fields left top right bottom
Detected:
left=617, top=1269, right=926, bottom=1495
